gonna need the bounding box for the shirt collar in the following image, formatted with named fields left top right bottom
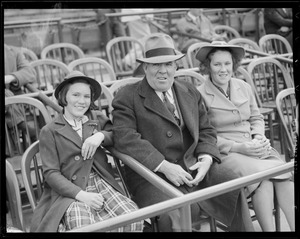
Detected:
left=63, top=115, right=89, bottom=127
left=155, top=88, right=173, bottom=101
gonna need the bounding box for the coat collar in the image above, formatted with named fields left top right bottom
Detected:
left=138, top=77, right=196, bottom=133
left=54, top=113, right=98, bottom=148
left=203, top=78, right=248, bottom=110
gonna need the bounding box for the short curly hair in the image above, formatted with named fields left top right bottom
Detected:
left=57, top=79, right=97, bottom=111
left=198, top=48, right=242, bottom=75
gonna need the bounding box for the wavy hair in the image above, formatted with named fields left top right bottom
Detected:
left=198, top=48, right=242, bottom=76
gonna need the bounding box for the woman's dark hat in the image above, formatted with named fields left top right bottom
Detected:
left=195, top=41, right=245, bottom=63
left=54, top=71, right=102, bottom=100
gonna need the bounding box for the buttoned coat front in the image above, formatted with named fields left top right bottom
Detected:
left=198, top=77, right=290, bottom=196
left=30, top=111, right=124, bottom=232
left=112, top=78, right=253, bottom=230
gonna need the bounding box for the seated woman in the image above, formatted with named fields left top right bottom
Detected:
left=30, top=71, right=143, bottom=232
left=196, top=41, right=295, bottom=231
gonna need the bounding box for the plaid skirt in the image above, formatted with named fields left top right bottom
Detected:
left=58, top=169, right=143, bottom=232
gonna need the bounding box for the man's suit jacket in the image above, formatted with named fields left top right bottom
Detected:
left=112, top=78, right=221, bottom=192
left=264, top=8, right=292, bottom=34
left=30, top=111, right=123, bottom=232
left=5, top=44, right=36, bottom=95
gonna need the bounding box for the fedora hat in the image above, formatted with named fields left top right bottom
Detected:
left=195, top=41, right=245, bottom=63
left=136, top=33, right=185, bottom=64
left=54, top=71, right=102, bottom=100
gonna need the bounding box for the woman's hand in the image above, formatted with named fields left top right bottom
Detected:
left=233, top=138, right=271, bottom=158
left=81, top=132, right=104, bottom=160
left=75, top=190, right=104, bottom=210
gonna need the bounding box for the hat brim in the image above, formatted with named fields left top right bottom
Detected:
left=195, top=45, right=245, bottom=63
left=136, top=53, right=185, bottom=64
left=54, top=76, right=102, bottom=100
left=134, top=50, right=185, bottom=76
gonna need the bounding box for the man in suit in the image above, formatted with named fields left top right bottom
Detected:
left=176, top=8, right=226, bottom=53
left=112, top=33, right=254, bottom=232
left=264, top=8, right=293, bottom=47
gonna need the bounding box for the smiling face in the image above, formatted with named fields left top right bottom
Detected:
left=143, top=61, right=177, bottom=92
left=209, top=50, right=233, bottom=88
left=64, top=82, right=91, bottom=120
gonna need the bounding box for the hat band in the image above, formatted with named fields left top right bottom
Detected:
left=145, top=48, right=176, bottom=58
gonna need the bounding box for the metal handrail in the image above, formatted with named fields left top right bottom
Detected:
left=68, top=159, right=294, bottom=232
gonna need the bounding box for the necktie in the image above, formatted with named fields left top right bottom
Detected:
left=162, top=92, right=180, bottom=125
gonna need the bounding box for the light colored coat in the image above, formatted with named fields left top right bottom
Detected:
left=30, top=111, right=124, bottom=232
left=198, top=77, right=291, bottom=196
left=198, top=77, right=264, bottom=155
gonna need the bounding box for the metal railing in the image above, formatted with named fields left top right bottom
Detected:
left=68, top=148, right=294, bottom=232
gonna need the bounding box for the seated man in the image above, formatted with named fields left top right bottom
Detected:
left=263, top=8, right=293, bottom=47
left=5, top=44, right=37, bottom=152
left=176, top=8, right=227, bottom=53
left=112, top=33, right=254, bottom=232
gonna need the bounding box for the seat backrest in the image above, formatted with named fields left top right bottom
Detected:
left=276, top=88, right=297, bottom=162
left=21, top=141, right=43, bottom=211
left=6, top=160, right=25, bottom=231
left=228, top=38, right=261, bottom=51
left=186, top=42, right=210, bottom=68
left=259, top=34, right=292, bottom=55
left=68, top=57, right=116, bottom=83
left=235, top=66, right=253, bottom=84
left=41, top=42, right=85, bottom=65
left=228, top=38, right=262, bottom=60
left=246, top=57, right=294, bottom=107
left=213, top=25, right=241, bottom=40
left=30, top=59, right=70, bottom=91
left=5, top=96, right=52, bottom=158
left=19, top=47, right=39, bottom=62
left=96, top=83, right=114, bottom=119
left=109, top=77, right=143, bottom=97
left=174, top=70, right=206, bottom=87
left=106, top=36, right=144, bottom=79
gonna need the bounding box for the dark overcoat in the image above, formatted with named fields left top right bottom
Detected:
left=30, top=111, right=124, bottom=232
left=112, top=78, right=253, bottom=230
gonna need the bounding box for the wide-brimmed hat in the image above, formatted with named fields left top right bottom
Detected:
left=136, top=33, right=185, bottom=64
left=195, top=41, right=245, bottom=63
left=54, top=71, right=102, bottom=100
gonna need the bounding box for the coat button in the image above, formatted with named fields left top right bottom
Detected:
left=74, top=155, right=80, bottom=161
left=71, top=175, right=77, bottom=181
left=166, top=131, right=173, bottom=138
left=244, top=133, right=250, bottom=138
left=232, top=110, right=238, bottom=114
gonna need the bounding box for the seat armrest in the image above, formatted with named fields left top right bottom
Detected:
left=106, top=147, right=184, bottom=198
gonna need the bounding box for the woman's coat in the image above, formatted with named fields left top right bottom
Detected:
left=30, top=111, right=124, bottom=232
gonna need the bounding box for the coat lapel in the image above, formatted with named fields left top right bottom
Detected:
left=230, top=78, right=249, bottom=107
left=139, top=78, right=177, bottom=124
left=82, top=119, right=98, bottom=142
left=54, top=114, right=82, bottom=148
left=173, top=81, right=197, bottom=135
left=204, top=78, right=248, bottom=110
